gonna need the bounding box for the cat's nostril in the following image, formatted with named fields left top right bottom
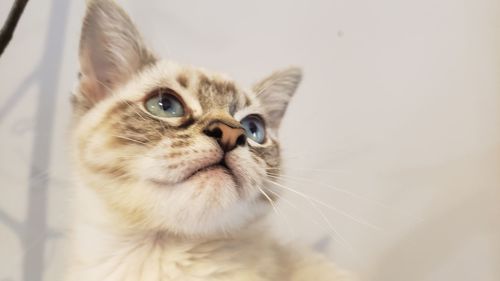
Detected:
left=204, top=127, right=223, bottom=139
left=236, top=134, right=246, bottom=146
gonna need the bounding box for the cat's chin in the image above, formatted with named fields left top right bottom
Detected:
left=141, top=164, right=265, bottom=237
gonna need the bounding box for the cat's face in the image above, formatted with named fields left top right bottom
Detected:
left=73, top=0, right=301, bottom=236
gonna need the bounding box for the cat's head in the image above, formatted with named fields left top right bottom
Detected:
left=72, top=0, right=301, bottom=237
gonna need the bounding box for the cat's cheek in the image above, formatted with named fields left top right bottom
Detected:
left=225, top=150, right=267, bottom=198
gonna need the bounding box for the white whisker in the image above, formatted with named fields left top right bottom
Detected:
left=267, top=172, right=424, bottom=223
left=267, top=166, right=348, bottom=174
left=265, top=178, right=383, bottom=232
left=267, top=172, right=384, bottom=208
left=111, top=135, right=152, bottom=146
left=93, top=77, right=164, bottom=138
left=264, top=182, right=355, bottom=255
left=258, top=186, right=294, bottom=237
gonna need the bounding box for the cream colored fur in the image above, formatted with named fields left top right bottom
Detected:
left=66, top=1, right=353, bottom=280
left=66, top=184, right=350, bottom=281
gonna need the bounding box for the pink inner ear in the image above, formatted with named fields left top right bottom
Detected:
left=76, top=0, right=157, bottom=107
left=78, top=73, right=108, bottom=104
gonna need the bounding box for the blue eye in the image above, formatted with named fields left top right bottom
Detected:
left=241, top=115, right=266, bottom=144
left=145, top=90, right=185, bottom=118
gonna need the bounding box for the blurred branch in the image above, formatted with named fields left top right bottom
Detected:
left=0, top=209, right=23, bottom=236
left=0, top=71, right=36, bottom=124
left=0, top=0, right=29, bottom=57
left=46, top=230, right=63, bottom=239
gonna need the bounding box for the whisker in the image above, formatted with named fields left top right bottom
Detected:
left=116, top=155, right=148, bottom=160
left=265, top=189, right=298, bottom=210
left=264, top=184, right=355, bottom=255
left=266, top=172, right=384, bottom=208
left=267, top=166, right=348, bottom=174
left=257, top=186, right=294, bottom=236
left=111, top=135, right=152, bottom=147
left=92, top=77, right=164, bottom=139
left=265, top=178, right=383, bottom=232
left=306, top=195, right=355, bottom=254
left=266, top=172, right=424, bottom=223
left=266, top=188, right=339, bottom=243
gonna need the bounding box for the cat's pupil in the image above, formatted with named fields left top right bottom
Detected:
left=249, top=122, right=257, bottom=134
left=159, top=96, right=172, bottom=111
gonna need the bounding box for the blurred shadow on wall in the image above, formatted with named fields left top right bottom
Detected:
left=368, top=146, right=500, bottom=281
left=0, top=0, right=70, bottom=280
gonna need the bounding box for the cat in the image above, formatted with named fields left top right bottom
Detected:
left=66, top=0, right=352, bottom=280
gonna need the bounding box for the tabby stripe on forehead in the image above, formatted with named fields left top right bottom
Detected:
left=197, top=76, right=238, bottom=111
left=176, top=74, right=189, bottom=88
left=198, top=74, right=237, bottom=96
left=244, top=95, right=251, bottom=107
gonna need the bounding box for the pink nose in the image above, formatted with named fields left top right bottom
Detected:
left=203, top=121, right=247, bottom=152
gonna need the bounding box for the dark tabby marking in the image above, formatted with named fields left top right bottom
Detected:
left=175, top=134, right=191, bottom=139
left=250, top=142, right=281, bottom=168
left=171, top=140, right=192, bottom=148
left=114, top=103, right=166, bottom=146
left=197, top=74, right=238, bottom=110
left=168, top=152, right=184, bottom=158
left=176, top=74, right=189, bottom=88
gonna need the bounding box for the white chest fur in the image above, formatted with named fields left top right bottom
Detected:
left=67, top=222, right=350, bottom=281
left=66, top=186, right=288, bottom=281
left=67, top=222, right=302, bottom=281
left=66, top=185, right=349, bottom=281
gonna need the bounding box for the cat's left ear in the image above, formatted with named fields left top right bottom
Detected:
left=253, top=67, right=302, bottom=129
left=76, top=0, right=156, bottom=107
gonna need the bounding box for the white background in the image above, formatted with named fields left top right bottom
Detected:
left=0, top=0, right=499, bottom=280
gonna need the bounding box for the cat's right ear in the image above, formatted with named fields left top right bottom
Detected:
left=76, top=0, right=156, bottom=107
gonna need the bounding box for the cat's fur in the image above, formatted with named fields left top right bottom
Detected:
left=66, top=0, right=350, bottom=280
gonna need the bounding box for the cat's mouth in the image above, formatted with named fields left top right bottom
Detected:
left=181, top=159, right=238, bottom=187
left=151, top=159, right=236, bottom=186
left=189, top=160, right=231, bottom=178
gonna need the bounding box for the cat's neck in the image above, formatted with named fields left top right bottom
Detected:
left=70, top=181, right=261, bottom=246
left=67, top=183, right=282, bottom=281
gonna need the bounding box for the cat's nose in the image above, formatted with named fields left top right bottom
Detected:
left=203, top=121, right=246, bottom=152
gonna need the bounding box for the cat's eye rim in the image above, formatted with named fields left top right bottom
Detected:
left=142, top=88, right=192, bottom=123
